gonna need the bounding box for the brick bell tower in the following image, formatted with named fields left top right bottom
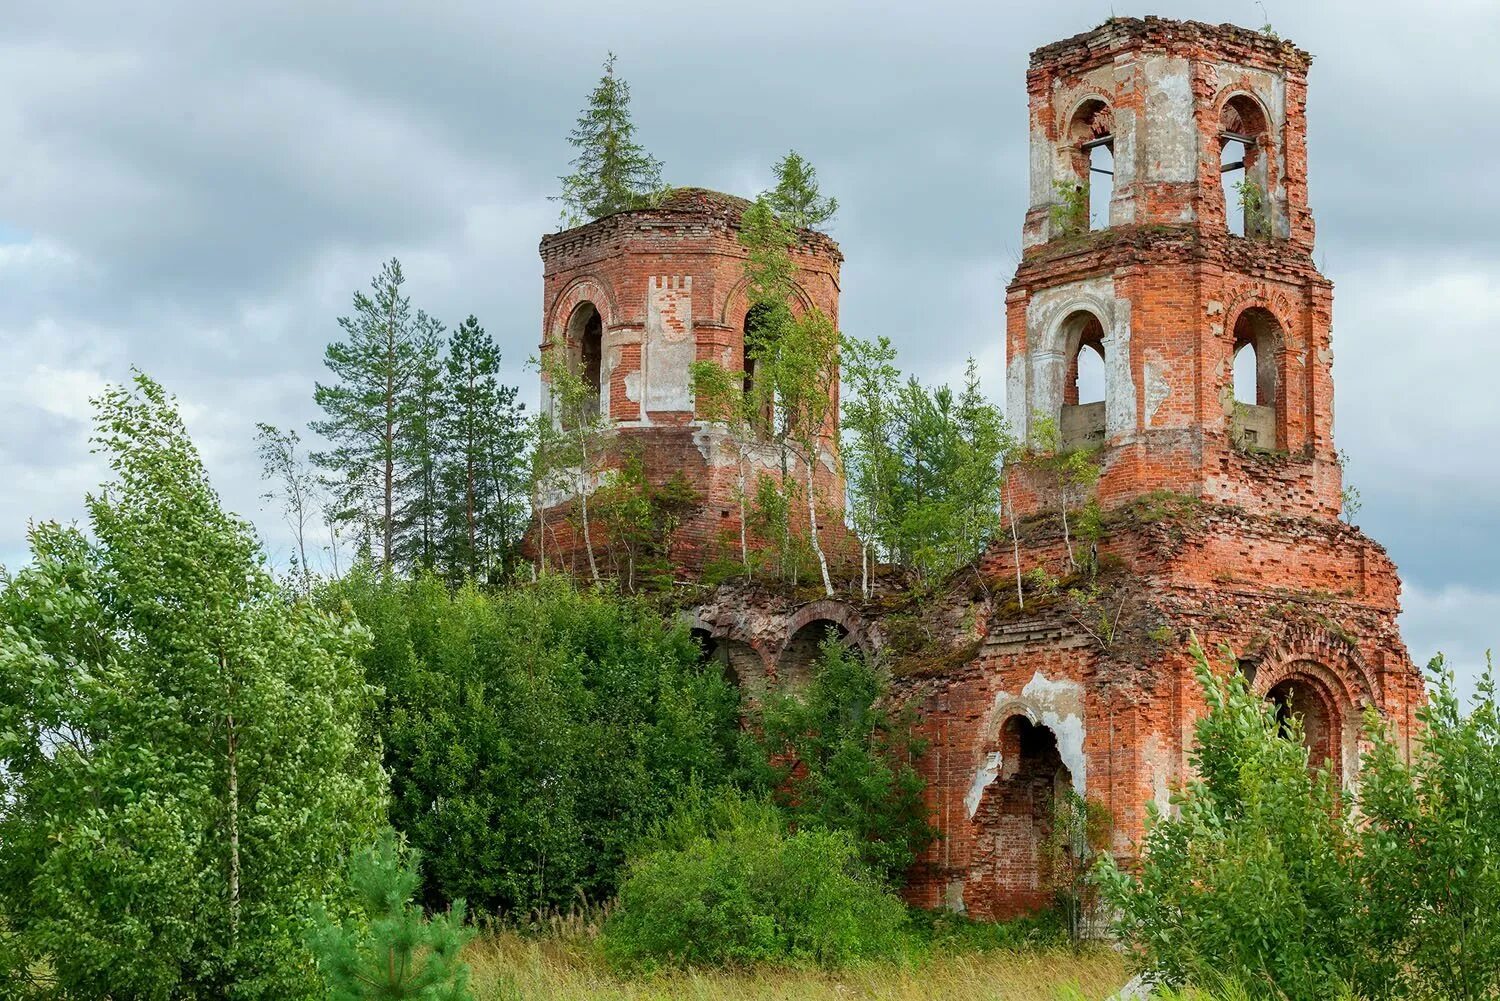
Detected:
left=896, top=19, right=1423, bottom=921
left=531, top=187, right=847, bottom=576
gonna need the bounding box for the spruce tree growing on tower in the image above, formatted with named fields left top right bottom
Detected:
left=765, top=150, right=838, bottom=232
left=557, top=53, right=666, bottom=226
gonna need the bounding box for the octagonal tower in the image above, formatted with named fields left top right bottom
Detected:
left=531, top=187, right=848, bottom=576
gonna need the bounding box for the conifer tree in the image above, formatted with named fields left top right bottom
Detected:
left=557, top=53, right=665, bottom=226
left=438, top=316, right=528, bottom=583
left=312, top=259, right=437, bottom=573
left=308, top=829, right=472, bottom=1001
left=392, top=314, right=445, bottom=574
left=765, top=150, right=838, bottom=231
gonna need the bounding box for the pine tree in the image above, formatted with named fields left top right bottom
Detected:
left=556, top=53, right=665, bottom=226
left=312, top=259, right=432, bottom=573
left=308, top=829, right=473, bottom=1001
left=438, top=316, right=528, bottom=583
left=765, top=150, right=838, bottom=231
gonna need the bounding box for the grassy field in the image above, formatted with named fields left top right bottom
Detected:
left=463, top=928, right=1130, bottom=1001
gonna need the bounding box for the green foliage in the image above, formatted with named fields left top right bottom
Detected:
left=1356, top=654, right=1500, bottom=1000
left=603, top=792, right=909, bottom=969
left=1050, top=179, right=1088, bottom=237
left=592, top=450, right=701, bottom=593
left=1026, top=414, right=1102, bottom=570
left=438, top=316, right=530, bottom=584
left=309, top=829, right=474, bottom=1000
left=556, top=53, right=665, bottom=226
left=533, top=347, right=612, bottom=583
left=1096, top=637, right=1363, bottom=999
left=256, top=421, right=324, bottom=591
left=1235, top=178, right=1271, bottom=240
left=1098, top=638, right=1500, bottom=1000
left=1336, top=448, right=1362, bottom=525
left=841, top=344, right=1011, bottom=587
left=325, top=572, right=747, bottom=917
left=764, top=150, right=838, bottom=231
left=312, top=258, right=445, bottom=572
left=1042, top=791, right=1112, bottom=947
left=693, top=193, right=842, bottom=592
left=0, top=373, right=386, bottom=999
left=753, top=640, right=935, bottom=884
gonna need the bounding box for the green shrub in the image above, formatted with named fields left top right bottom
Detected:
left=1356, top=654, right=1500, bottom=1001
left=1096, top=637, right=1363, bottom=999
left=603, top=793, right=909, bottom=968
left=326, top=571, right=749, bottom=917
left=753, top=639, right=935, bottom=884
left=1098, top=639, right=1500, bottom=1001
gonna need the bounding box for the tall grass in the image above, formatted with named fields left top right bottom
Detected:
left=462, top=926, right=1129, bottom=1001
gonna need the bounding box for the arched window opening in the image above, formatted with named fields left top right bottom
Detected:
left=563, top=301, right=604, bottom=422
left=1067, top=100, right=1114, bottom=233
left=1267, top=677, right=1337, bottom=779
left=967, top=715, right=1073, bottom=919
left=776, top=619, right=852, bottom=690
left=1229, top=307, right=1280, bottom=450
left=1219, top=96, right=1271, bottom=239
left=1060, top=311, right=1107, bottom=450
left=743, top=304, right=776, bottom=430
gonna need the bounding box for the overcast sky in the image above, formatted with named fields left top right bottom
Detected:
left=1, top=0, right=1496, bottom=689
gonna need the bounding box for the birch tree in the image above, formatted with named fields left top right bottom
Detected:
left=0, top=373, right=384, bottom=999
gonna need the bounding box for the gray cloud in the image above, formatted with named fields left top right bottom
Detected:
left=1, top=0, right=1496, bottom=689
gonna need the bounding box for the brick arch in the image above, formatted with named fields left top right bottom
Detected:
left=779, top=599, right=876, bottom=660
left=1254, top=622, right=1376, bottom=785
left=544, top=275, right=619, bottom=345
left=718, top=273, right=818, bottom=328
left=1222, top=285, right=1299, bottom=343
left=1212, top=87, right=1276, bottom=140
left=681, top=610, right=775, bottom=674
left=1055, top=88, right=1116, bottom=142
left=1255, top=621, right=1376, bottom=711
left=1038, top=295, right=1115, bottom=359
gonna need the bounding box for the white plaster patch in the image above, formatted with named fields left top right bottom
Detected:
left=944, top=879, right=967, bottom=914
left=1021, top=276, right=1136, bottom=444
left=1143, top=56, right=1195, bottom=183
left=965, top=751, right=1002, bottom=819
left=1021, top=671, right=1088, bottom=794
left=644, top=276, right=693, bottom=414
left=1144, top=359, right=1171, bottom=427
left=1142, top=732, right=1174, bottom=820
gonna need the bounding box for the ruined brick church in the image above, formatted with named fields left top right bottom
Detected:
left=531, top=18, right=1422, bottom=919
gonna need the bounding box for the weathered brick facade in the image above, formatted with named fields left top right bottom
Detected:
left=527, top=187, right=849, bottom=576
left=530, top=17, right=1421, bottom=923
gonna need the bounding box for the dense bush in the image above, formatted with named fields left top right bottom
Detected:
left=1099, top=639, right=1500, bottom=1001
left=754, top=638, right=935, bottom=883
left=603, top=793, right=909, bottom=968
left=328, top=572, right=749, bottom=916
left=0, top=376, right=386, bottom=999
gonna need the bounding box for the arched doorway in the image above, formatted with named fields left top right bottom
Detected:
left=692, top=627, right=766, bottom=695
left=968, top=715, right=1073, bottom=919
left=776, top=618, right=852, bottom=689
